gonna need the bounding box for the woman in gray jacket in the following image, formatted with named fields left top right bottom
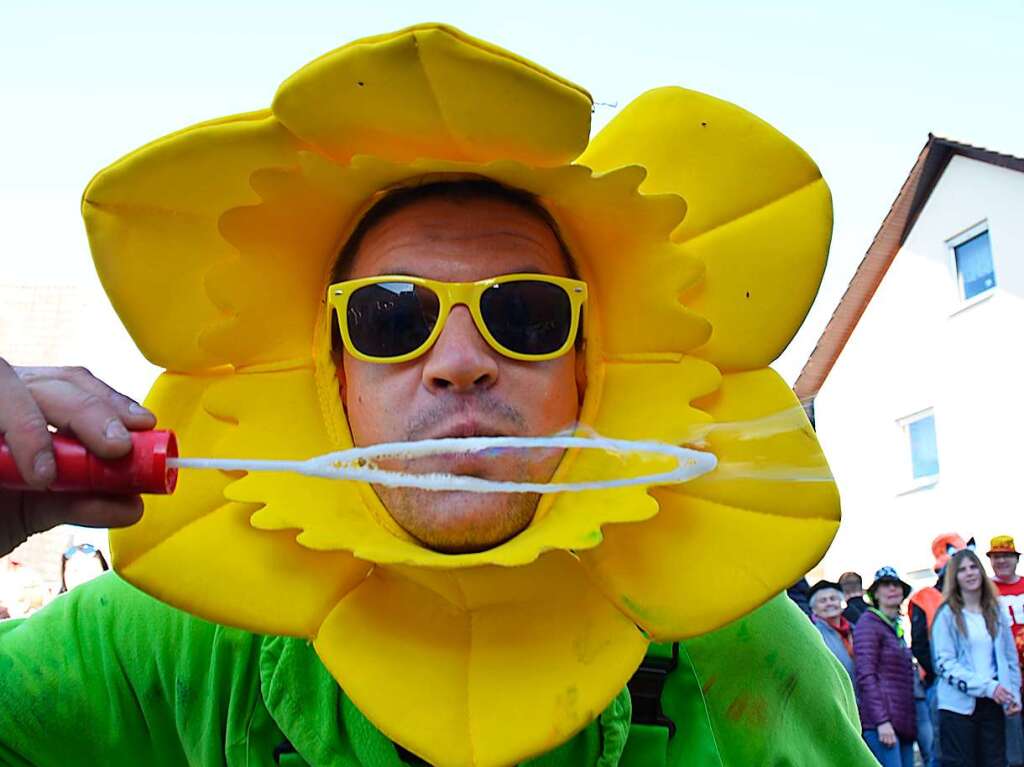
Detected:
left=933, top=549, right=1022, bottom=766
left=810, top=580, right=855, bottom=681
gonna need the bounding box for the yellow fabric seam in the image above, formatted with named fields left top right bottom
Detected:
left=411, top=30, right=467, bottom=162
left=676, top=176, right=827, bottom=247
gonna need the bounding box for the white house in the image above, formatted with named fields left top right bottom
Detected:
left=795, top=136, right=1024, bottom=587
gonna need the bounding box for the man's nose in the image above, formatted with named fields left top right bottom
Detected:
left=421, top=305, right=499, bottom=393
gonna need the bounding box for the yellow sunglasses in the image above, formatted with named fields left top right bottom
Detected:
left=328, top=274, right=587, bottom=363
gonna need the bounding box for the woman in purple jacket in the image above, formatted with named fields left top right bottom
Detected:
left=855, top=566, right=917, bottom=766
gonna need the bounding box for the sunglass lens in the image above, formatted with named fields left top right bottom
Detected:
left=347, top=282, right=439, bottom=358
left=480, top=280, right=572, bottom=356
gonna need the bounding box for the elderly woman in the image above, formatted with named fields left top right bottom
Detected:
left=810, top=580, right=855, bottom=680
left=854, top=566, right=917, bottom=767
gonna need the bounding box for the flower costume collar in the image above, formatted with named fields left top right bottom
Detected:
left=86, top=23, right=839, bottom=767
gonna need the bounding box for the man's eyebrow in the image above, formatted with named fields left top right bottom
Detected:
left=506, top=265, right=547, bottom=274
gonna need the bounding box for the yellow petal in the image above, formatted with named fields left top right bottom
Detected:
left=578, top=367, right=839, bottom=638
left=683, top=368, right=839, bottom=518
left=82, top=113, right=303, bottom=371
left=201, top=151, right=358, bottom=367
left=273, top=24, right=592, bottom=167
left=112, top=368, right=371, bottom=637
left=315, top=554, right=647, bottom=767
left=110, top=371, right=237, bottom=569
left=579, top=491, right=838, bottom=639
left=207, top=364, right=423, bottom=556
left=580, top=87, right=822, bottom=242
left=117, top=499, right=368, bottom=637
left=682, top=179, right=832, bottom=370
left=579, top=86, right=831, bottom=369
left=585, top=357, right=720, bottom=443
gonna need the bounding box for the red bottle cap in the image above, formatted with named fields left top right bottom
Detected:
left=0, top=430, right=178, bottom=495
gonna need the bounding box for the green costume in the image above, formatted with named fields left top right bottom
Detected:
left=0, top=573, right=873, bottom=765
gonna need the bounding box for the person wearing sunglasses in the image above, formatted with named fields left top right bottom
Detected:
left=0, top=23, right=873, bottom=767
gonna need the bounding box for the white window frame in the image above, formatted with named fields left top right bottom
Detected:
left=947, top=220, right=996, bottom=315
left=896, top=408, right=939, bottom=494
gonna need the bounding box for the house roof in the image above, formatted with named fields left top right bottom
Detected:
left=793, top=135, right=1024, bottom=401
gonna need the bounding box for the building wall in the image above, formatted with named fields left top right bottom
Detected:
left=813, top=156, right=1024, bottom=588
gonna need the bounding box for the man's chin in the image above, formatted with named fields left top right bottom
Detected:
left=375, top=487, right=540, bottom=554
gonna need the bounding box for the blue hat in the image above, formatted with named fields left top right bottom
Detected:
left=867, top=566, right=912, bottom=602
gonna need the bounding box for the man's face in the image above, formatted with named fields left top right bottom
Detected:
left=339, top=195, right=584, bottom=553
left=990, top=552, right=1019, bottom=581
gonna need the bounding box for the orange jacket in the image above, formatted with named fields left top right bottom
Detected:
left=909, top=587, right=943, bottom=630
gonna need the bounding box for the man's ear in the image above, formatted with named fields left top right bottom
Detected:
left=574, top=342, right=587, bottom=407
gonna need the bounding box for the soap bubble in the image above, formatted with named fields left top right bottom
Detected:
left=168, top=403, right=831, bottom=493
left=170, top=433, right=714, bottom=493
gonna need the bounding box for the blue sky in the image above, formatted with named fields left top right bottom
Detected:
left=2, top=0, right=1022, bottom=393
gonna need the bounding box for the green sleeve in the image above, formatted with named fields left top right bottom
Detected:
left=666, top=594, right=876, bottom=766
left=0, top=572, right=275, bottom=767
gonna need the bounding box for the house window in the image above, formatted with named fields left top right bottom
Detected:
left=952, top=228, right=996, bottom=301
left=898, top=410, right=939, bottom=487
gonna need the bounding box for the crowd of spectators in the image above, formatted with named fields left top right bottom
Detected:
left=791, top=534, right=1024, bottom=767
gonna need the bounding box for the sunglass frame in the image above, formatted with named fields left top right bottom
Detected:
left=327, top=273, right=587, bottom=363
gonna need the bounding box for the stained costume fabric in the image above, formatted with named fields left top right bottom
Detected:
left=0, top=573, right=874, bottom=766
left=0, top=21, right=860, bottom=766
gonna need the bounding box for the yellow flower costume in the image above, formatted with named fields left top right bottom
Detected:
left=84, top=23, right=838, bottom=767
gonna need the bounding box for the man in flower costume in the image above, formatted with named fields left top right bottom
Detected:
left=0, top=24, right=875, bottom=766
